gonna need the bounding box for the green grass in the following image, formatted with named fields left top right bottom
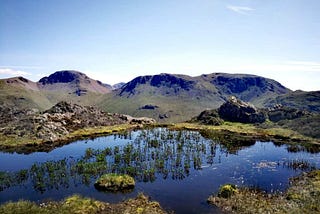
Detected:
left=0, top=80, right=53, bottom=110
left=172, top=122, right=317, bottom=142
left=98, top=84, right=224, bottom=123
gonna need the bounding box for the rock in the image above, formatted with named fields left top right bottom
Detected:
left=267, top=105, right=309, bottom=122
left=139, top=104, right=159, bottom=110
left=218, top=96, right=266, bottom=123
left=0, top=101, right=146, bottom=143
left=196, top=109, right=223, bottom=125
left=120, top=114, right=156, bottom=124
left=94, top=173, right=135, bottom=192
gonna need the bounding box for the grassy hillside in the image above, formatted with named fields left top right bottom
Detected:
left=0, top=71, right=111, bottom=111
left=98, top=73, right=291, bottom=123
left=0, top=79, right=52, bottom=110
left=99, top=84, right=224, bottom=123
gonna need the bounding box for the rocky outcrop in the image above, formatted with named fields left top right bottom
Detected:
left=119, top=114, right=156, bottom=125
left=267, top=104, right=310, bottom=122
left=0, top=101, right=155, bottom=143
left=193, top=97, right=266, bottom=124
left=195, top=109, right=223, bottom=125
left=218, top=96, right=266, bottom=123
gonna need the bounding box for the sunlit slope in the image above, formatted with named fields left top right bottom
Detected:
left=99, top=73, right=291, bottom=122
left=0, top=77, right=52, bottom=110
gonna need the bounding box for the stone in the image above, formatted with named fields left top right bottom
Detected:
left=218, top=96, right=266, bottom=123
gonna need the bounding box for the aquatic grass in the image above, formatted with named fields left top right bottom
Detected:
left=1, top=128, right=319, bottom=197
left=208, top=170, right=320, bottom=213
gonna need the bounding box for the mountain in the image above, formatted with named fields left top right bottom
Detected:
left=112, top=82, right=126, bottom=90
left=0, top=70, right=112, bottom=110
left=1, top=70, right=319, bottom=123
left=38, top=70, right=111, bottom=95
left=0, top=77, right=53, bottom=110
left=98, top=73, right=291, bottom=122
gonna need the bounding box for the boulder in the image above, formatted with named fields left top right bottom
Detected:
left=218, top=96, right=266, bottom=123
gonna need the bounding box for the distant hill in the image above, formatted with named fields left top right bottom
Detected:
left=0, top=70, right=112, bottom=110
left=112, top=82, right=126, bottom=90
left=38, top=70, right=111, bottom=95
left=0, top=77, right=52, bottom=110
left=98, top=73, right=291, bottom=122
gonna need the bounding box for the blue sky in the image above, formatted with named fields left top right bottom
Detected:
left=0, top=0, right=319, bottom=91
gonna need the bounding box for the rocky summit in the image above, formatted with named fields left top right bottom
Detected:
left=218, top=96, right=266, bottom=123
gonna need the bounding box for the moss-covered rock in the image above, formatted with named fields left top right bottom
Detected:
left=94, top=173, right=135, bottom=192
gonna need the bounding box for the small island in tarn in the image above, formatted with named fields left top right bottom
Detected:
left=94, top=173, right=135, bottom=192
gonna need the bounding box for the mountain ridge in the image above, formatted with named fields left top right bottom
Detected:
left=101, top=72, right=293, bottom=122
left=1, top=70, right=319, bottom=123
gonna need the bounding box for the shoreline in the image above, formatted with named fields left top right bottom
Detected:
left=0, top=122, right=319, bottom=154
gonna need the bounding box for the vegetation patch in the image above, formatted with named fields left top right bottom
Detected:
left=94, top=173, right=135, bottom=192
left=207, top=170, right=320, bottom=213
left=0, top=193, right=167, bottom=214
left=218, top=184, right=238, bottom=198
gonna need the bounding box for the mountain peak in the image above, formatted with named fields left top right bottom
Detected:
left=120, top=73, right=195, bottom=96
left=38, top=70, right=87, bottom=85
left=38, top=70, right=111, bottom=95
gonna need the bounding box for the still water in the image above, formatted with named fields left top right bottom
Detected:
left=0, top=128, right=319, bottom=214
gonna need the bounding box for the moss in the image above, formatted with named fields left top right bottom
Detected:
left=63, top=194, right=105, bottom=213
left=218, top=184, right=238, bottom=198
left=94, top=173, right=135, bottom=192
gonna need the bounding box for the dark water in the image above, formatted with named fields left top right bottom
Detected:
left=0, top=128, right=319, bottom=214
